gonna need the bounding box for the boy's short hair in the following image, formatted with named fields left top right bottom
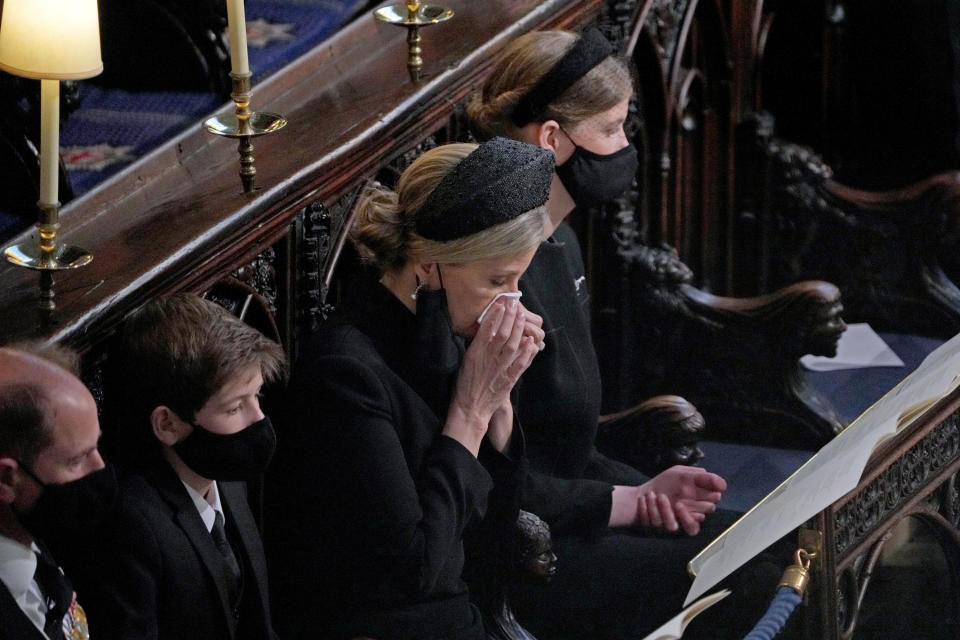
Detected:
left=106, top=293, right=285, bottom=462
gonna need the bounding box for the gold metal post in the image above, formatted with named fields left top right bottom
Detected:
left=205, top=72, right=287, bottom=193
left=5, top=200, right=93, bottom=313
left=407, top=25, right=423, bottom=83
left=374, top=2, right=454, bottom=83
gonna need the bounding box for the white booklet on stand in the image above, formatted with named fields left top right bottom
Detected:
left=684, top=331, right=960, bottom=607
left=641, top=589, right=731, bottom=640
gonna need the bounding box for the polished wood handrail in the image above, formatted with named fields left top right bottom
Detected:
left=0, top=0, right=602, bottom=349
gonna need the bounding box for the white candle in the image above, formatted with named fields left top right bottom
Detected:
left=39, top=78, right=60, bottom=206
left=226, top=0, right=250, bottom=76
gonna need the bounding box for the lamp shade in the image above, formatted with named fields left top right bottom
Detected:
left=0, top=0, right=102, bottom=80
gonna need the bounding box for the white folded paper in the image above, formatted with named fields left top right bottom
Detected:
left=800, top=323, right=904, bottom=371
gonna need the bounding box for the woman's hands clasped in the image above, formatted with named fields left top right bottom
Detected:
left=609, top=466, right=727, bottom=536
left=444, top=297, right=543, bottom=456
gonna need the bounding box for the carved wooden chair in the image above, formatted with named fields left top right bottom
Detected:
left=555, top=1, right=853, bottom=453
left=747, top=111, right=960, bottom=341
left=599, top=233, right=847, bottom=450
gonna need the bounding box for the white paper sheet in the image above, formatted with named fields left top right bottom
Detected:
left=684, top=331, right=960, bottom=606
left=801, top=323, right=904, bottom=371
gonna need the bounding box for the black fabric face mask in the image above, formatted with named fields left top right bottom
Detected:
left=555, top=138, right=639, bottom=209
left=18, top=463, right=118, bottom=541
left=173, top=415, right=277, bottom=481
left=413, top=284, right=465, bottom=377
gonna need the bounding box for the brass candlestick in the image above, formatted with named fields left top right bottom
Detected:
left=5, top=200, right=92, bottom=314
left=374, top=1, right=454, bottom=83
left=205, top=72, right=287, bottom=193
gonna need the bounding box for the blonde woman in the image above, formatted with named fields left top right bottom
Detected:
left=268, top=138, right=551, bottom=640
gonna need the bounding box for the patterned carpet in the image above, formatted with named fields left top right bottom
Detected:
left=1, top=0, right=365, bottom=239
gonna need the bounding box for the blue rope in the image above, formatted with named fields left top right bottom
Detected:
left=743, top=585, right=803, bottom=640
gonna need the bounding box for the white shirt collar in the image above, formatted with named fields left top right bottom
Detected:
left=180, top=480, right=224, bottom=533
left=0, top=534, right=50, bottom=637
left=0, top=534, right=38, bottom=600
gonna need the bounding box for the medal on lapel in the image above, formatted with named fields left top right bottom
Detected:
left=62, top=592, right=90, bottom=640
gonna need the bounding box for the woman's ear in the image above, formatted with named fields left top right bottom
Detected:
left=151, top=406, right=190, bottom=447
left=536, top=120, right=564, bottom=154
left=412, top=262, right=440, bottom=289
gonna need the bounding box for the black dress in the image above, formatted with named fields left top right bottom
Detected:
left=266, top=277, right=524, bottom=640
left=511, top=224, right=744, bottom=640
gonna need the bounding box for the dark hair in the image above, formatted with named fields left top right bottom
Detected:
left=105, top=293, right=286, bottom=463
left=0, top=383, right=52, bottom=466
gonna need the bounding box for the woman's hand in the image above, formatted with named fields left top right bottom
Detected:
left=517, top=301, right=545, bottom=349
left=445, top=298, right=539, bottom=456
left=487, top=399, right=514, bottom=453
left=608, top=466, right=727, bottom=535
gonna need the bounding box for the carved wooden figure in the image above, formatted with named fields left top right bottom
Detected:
left=475, top=510, right=557, bottom=640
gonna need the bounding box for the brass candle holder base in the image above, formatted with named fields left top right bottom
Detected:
left=4, top=201, right=92, bottom=314
left=374, top=3, right=454, bottom=83
left=204, top=72, right=287, bottom=193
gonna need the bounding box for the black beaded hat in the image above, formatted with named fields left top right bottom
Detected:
left=415, top=137, right=554, bottom=242
left=511, top=28, right=615, bottom=127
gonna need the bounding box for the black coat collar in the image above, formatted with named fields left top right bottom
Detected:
left=339, top=274, right=462, bottom=420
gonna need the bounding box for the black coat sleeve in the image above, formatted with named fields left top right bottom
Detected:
left=583, top=447, right=649, bottom=486
left=520, top=468, right=613, bottom=537
left=77, top=499, right=165, bottom=640
left=304, top=351, right=494, bottom=594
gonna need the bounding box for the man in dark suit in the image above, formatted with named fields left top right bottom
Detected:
left=0, top=346, right=108, bottom=640
left=75, top=293, right=285, bottom=640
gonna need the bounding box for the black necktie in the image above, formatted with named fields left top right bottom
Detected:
left=34, top=550, right=72, bottom=639
left=211, top=510, right=242, bottom=604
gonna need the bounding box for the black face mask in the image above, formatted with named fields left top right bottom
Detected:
left=18, top=463, right=118, bottom=541
left=555, top=135, right=639, bottom=209
left=173, top=415, right=276, bottom=481
left=413, top=284, right=464, bottom=377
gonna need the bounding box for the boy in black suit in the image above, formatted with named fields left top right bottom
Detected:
left=77, top=293, right=285, bottom=640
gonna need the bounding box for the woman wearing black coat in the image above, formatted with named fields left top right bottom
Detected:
left=267, top=138, right=553, bottom=640
left=466, top=29, right=767, bottom=640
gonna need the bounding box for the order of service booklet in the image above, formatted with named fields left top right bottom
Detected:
left=684, top=331, right=960, bottom=607
left=641, top=589, right=732, bottom=640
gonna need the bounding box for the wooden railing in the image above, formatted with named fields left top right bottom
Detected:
left=0, top=0, right=603, bottom=353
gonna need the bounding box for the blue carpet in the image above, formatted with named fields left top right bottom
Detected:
left=1, top=0, right=364, bottom=238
